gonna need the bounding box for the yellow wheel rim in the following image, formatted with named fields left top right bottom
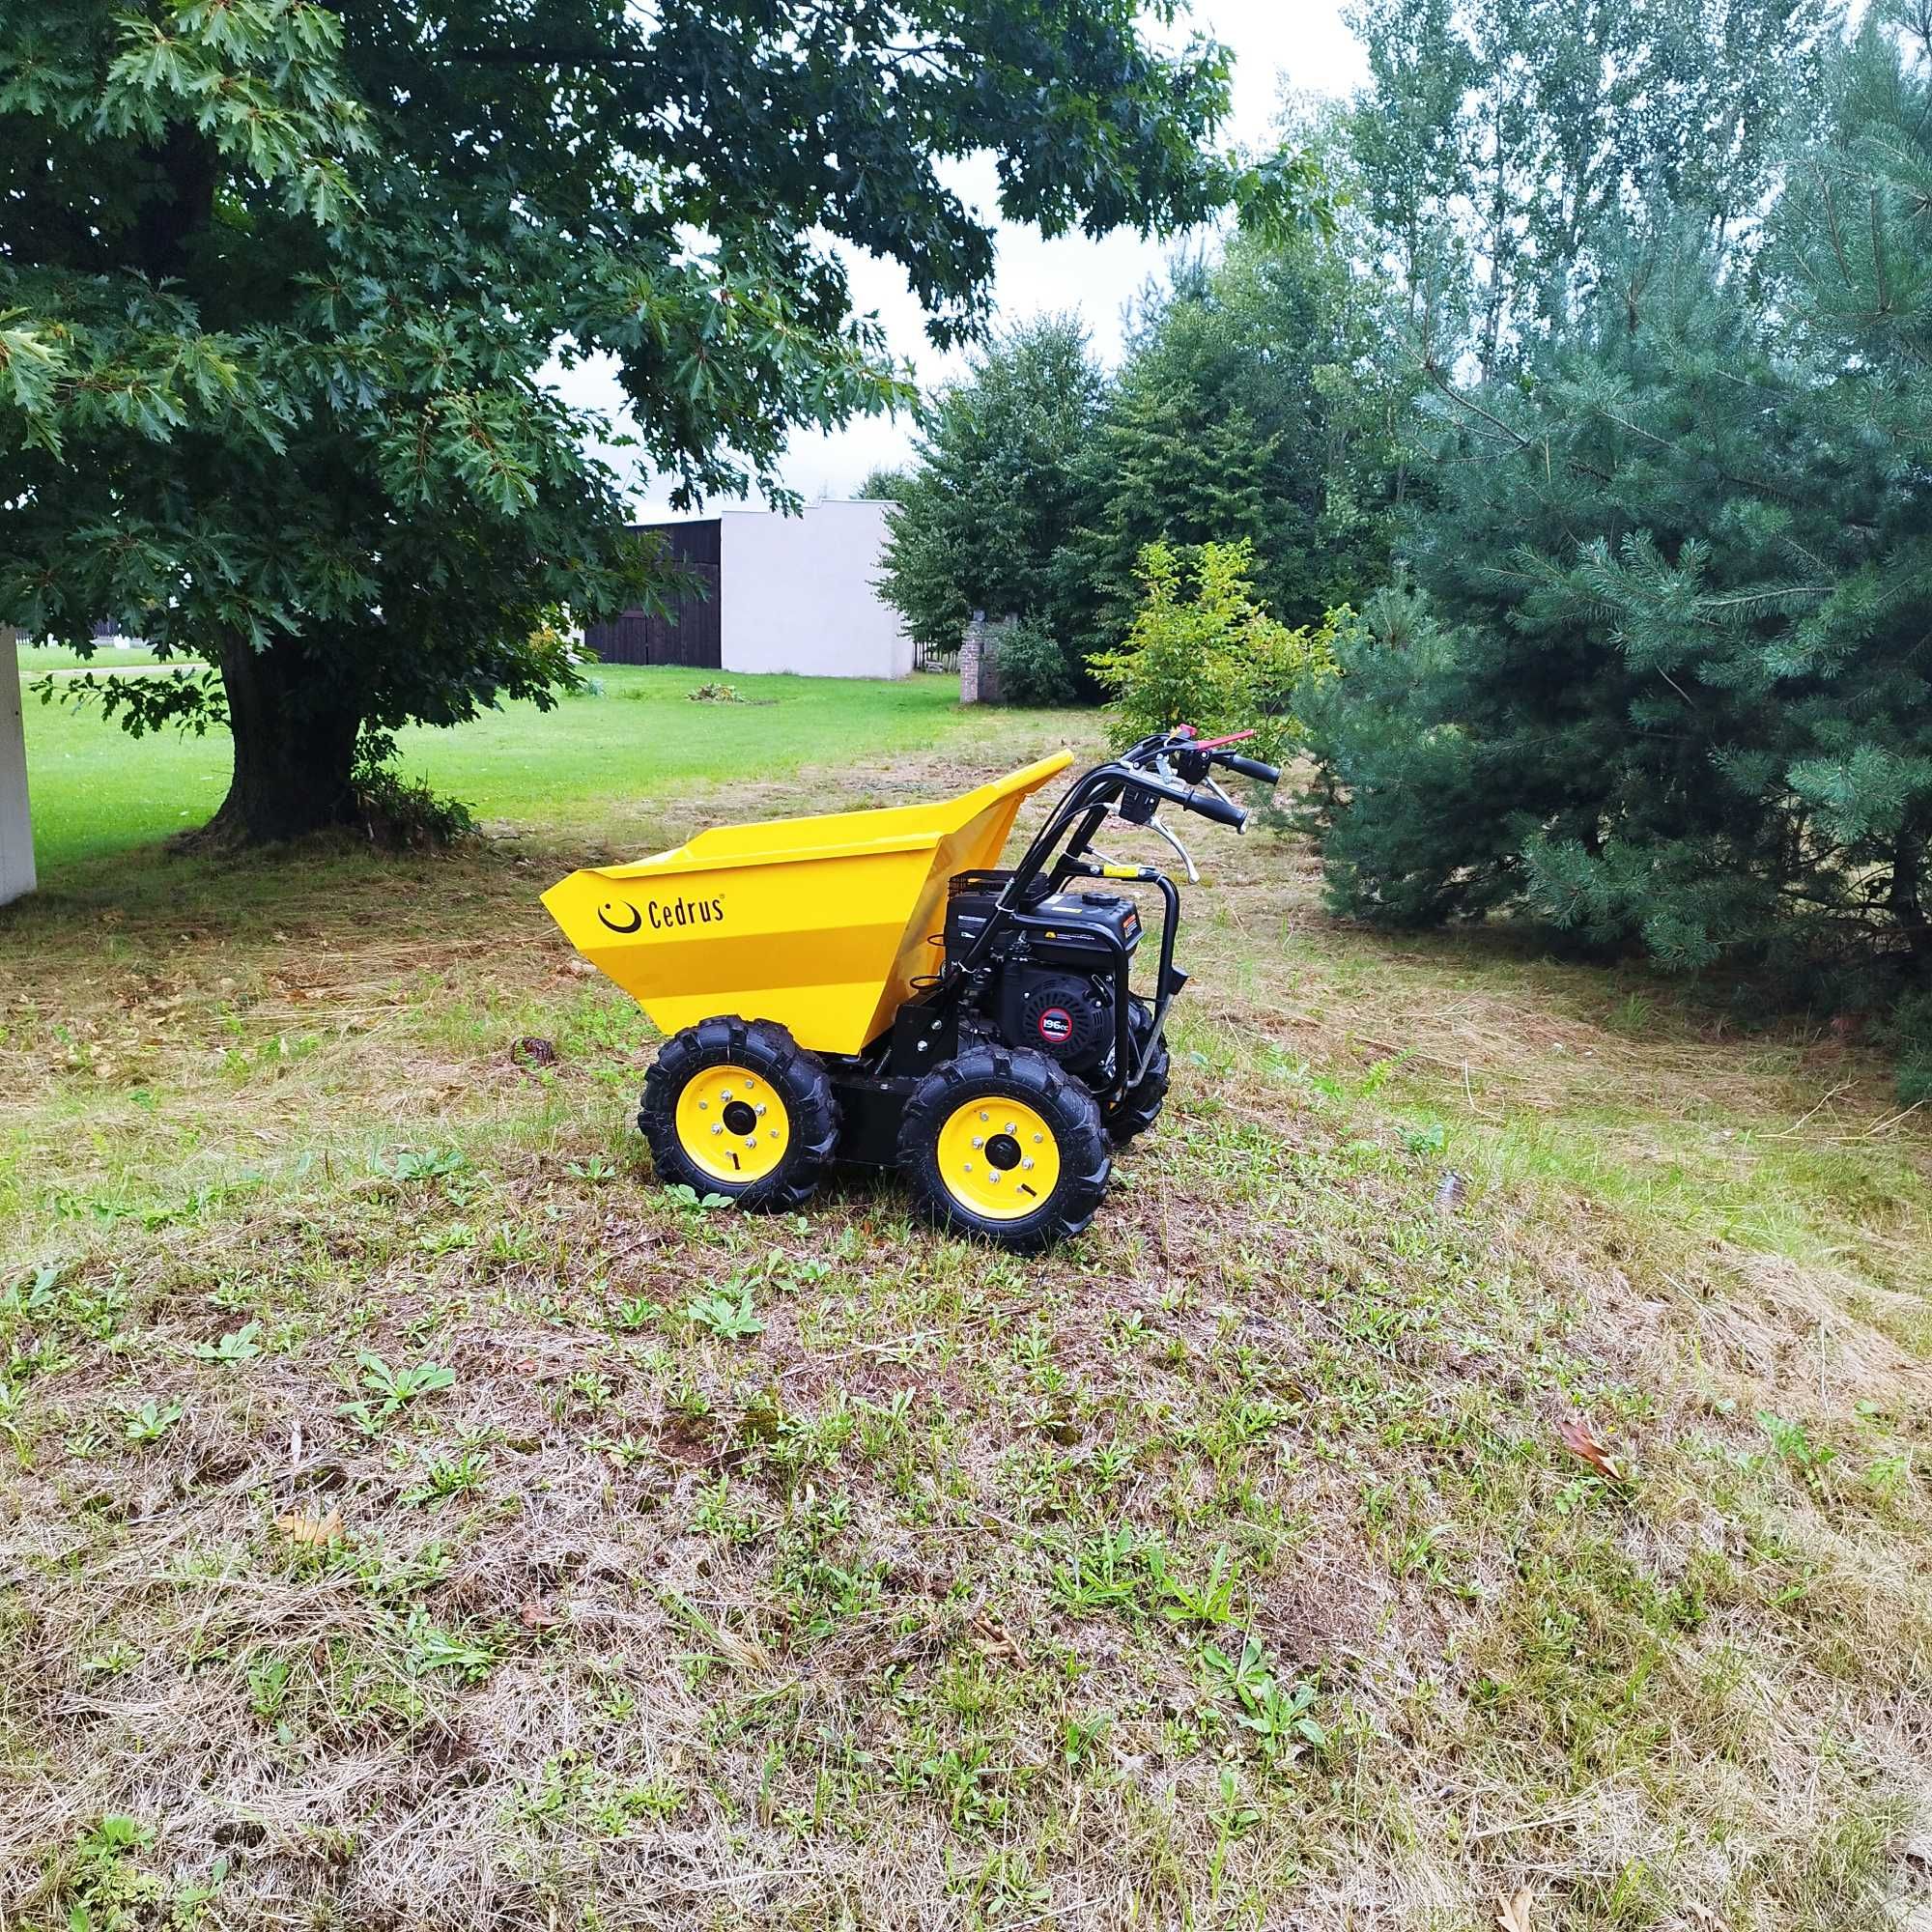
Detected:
left=935, top=1094, right=1061, bottom=1221
left=675, top=1063, right=790, bottom=1185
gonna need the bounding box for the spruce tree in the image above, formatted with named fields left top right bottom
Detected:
left=1305, top=12, right=1932, bottom=1068
left=1069, top=223, right=1407, bottom=654
left=873, top=317, right=1105, bottom=655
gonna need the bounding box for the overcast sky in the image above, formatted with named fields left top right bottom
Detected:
left=583, top=1, right=1370, bottom=517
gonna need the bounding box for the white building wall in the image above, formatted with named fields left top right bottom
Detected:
left=0, top=629, right=34, bottom=905
left=717, top=500, right=913, bottom=679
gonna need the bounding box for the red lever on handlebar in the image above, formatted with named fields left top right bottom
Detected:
left=1189, top=729, right=1259, bottom=751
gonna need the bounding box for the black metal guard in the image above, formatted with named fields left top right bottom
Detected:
left=924, top=735, right=1255, bottom=1105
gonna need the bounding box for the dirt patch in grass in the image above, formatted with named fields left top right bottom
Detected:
left=2, top=728, right=1929, bottom=1929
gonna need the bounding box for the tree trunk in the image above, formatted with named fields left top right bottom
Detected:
left=193, top=639, right=363, bottom=846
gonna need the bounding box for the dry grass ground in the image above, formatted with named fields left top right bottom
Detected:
left=2, top=718, right=1929, bottom=1931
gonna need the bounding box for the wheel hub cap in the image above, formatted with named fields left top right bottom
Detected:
left=675, top=1063, right=789, bottom=1183
left=937, top=1097, right=1060, bottom=1220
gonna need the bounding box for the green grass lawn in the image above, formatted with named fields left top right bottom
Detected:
left=2, top=709, right=1928, bottom=1930
left=17, top=641, right=175, bottom=672
left=20, top=665, right=986, bottom=875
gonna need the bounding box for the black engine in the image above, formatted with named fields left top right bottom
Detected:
left=1005, top=970, right=1113, bottom=1067
left=943, top=872, right=1141, bottom=1078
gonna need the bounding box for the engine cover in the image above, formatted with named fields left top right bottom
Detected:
left=1005, top=970, right=1114, bottom=1070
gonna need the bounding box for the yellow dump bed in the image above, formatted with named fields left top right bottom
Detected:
left=543, top=751, right=1073, bottom=1055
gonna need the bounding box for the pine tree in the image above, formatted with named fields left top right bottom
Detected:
left=1305, top=12, right=1932, bottom=1068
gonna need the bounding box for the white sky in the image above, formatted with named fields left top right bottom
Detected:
left=570, top=2, right=1369, bottom=516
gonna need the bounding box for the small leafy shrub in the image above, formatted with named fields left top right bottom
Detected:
left=688, top=682, right=745, bottom=703
left=994, top=616, right=1079, bottom=706
left=123, top=1398, right=183, bottom=1444
left=338, top=1352, right=455, bottom=1434
left=664, top=1181, right=733, bottom=1212
left=193, top=1320, right=263, bottom=1365
left=350, top=739, right=477, bottom=850
left=686, top=1283, right=764, bottom=1341
left=1092, top=539, right=1343, bottom=761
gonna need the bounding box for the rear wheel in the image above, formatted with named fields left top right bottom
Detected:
left=898, top=1045, right=1110, bottom=1253
left=1104, top=996, right=1170, bottom=1145
left=639, top=1016, right=838, bottom=1211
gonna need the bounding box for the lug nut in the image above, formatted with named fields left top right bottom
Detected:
left=755, top=1103, right=766, bottom=1117
left=972, top=1136, right=983, bottom=1149
left=744, top=1136, right=757, bottom=1149
left=711, top=1123, right=723, bottom=1136
left=1023, top=1157, right=1036, bottom=1171
left=1033, top=1132, right=1044, bottom=1144
left=979, top=1109, right=989, bottom=1122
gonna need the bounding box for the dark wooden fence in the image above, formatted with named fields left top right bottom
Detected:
left=582, top=520, right=722, bottom=668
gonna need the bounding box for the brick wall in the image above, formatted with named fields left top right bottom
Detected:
left=959, top=611, right=1015, bottom=704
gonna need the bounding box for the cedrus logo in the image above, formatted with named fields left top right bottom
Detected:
left=596, top=893, right=725, bottom=934
left=647, top=894, right=725, bottom=930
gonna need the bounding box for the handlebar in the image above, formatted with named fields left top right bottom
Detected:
left=1120, top=728, right=1279, bottom=788
left=962, top=726, right=1277, bottom=971
left=1135, top=773, right=1245, bottom=828
left=1219, top=752, right=1281, bottom=785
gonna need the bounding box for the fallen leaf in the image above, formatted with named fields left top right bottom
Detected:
left=1494, top=1889, right=1534, bottom=1932
left=1555, top=1414, right=1627, bottom=1486
left=519, top=1596, right=563, bottom=1631
left=1688, top=1907, right=1725, bottom=1929
left=275, top=1509, right=344, bottom=1547
left=511, top=1035, right=558, bottom=1068
left=968, top=1614, right=1026, bottom=1664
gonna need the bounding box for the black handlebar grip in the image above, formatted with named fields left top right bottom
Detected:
left=1184, top=786, right=1247, bottom=829
left=1219, top=753, right=1282, bottom=786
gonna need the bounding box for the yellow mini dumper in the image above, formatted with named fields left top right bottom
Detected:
left=544, top=727, right=1278, bottom=1251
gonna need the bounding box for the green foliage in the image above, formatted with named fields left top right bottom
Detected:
left=338, top=1351, right=453, bottom=1433
left=1343, top=0, right=1835, bottom=376
left=876, top=317, right=1106, bottom=653
left=1294, top=575, right=1516, bottom=927
left=1068, top=221, right=1411, bottom=649
left=854, top=469, right=915, bottom=502
left=1093, top=541, right=1342, bottom=761
left=348, top=745, right=478, bottom=851
left=122, top=1398, right=182, bottom=1444
left=879, top=212, right=1406, bottom=676
left=1303, top=11, right=1932, bottom=1076
left=992, top=617, right=1079, bottom=708
left=686, top=1284, right=764, bottom=1341
left=4, top=0, right=1271, bottom=840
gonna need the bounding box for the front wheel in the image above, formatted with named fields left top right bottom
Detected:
left=639, top=1016, right=838, bottom=1211
left=897, top=1045, right=1111, bottom=1253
